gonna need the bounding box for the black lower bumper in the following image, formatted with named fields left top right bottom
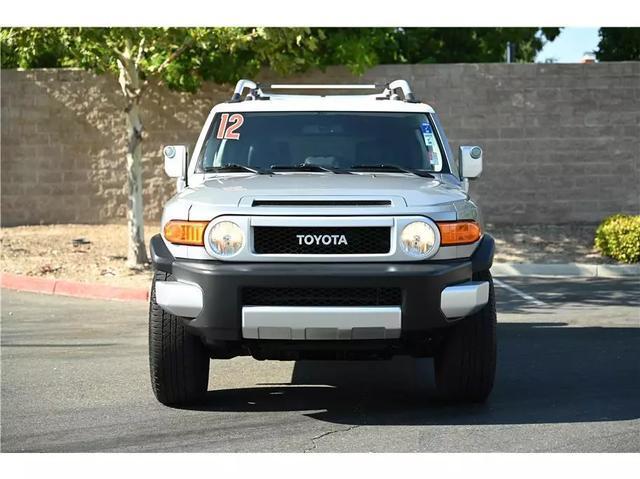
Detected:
left=150, top=234, right=494, bottom=347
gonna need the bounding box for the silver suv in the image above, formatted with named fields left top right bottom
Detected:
left=149, top=79, right=496, bottom=406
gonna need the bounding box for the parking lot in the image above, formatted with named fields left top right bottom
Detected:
left=1, top=276, right=639, bottom=452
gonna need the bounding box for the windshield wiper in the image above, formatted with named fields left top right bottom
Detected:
left=203, top=164, right=268, bottom=175
left=350, top=164, right=434, bottom=178
left=269, top=164, right=351, bottom=174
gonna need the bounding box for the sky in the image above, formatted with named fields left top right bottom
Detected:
left=535, top=27, right=601, bottom=63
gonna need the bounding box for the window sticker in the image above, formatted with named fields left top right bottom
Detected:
left=420, top=122, right=440, bottom=167
left=216, top=113, right=244, bottom=140
left=420, top=122, right=433, bottom=135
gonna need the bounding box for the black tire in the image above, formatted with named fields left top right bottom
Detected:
left=434, top=270, right=497, bottom=402
left=149, top=271, right=210, bottom=406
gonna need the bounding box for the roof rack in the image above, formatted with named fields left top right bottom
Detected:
left=229, top=79, right=419, bottom=103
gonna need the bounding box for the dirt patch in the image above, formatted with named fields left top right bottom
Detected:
left=1, top=223, right=614, bottom=291
left=1, top=224, right=160, bottom=290
left=488, top=223, right=614, bottom=265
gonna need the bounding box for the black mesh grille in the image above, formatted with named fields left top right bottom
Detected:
left=253, top=226, right=390, bottom=254
left=243, top=287, right=402, bottom=306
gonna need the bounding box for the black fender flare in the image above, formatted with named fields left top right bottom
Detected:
left=471, top=234, right=495, bottom=274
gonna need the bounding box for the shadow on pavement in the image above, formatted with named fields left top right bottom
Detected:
left=496, top=277, right=640, bottom=314
left=188, top=322, right=640, bottom=426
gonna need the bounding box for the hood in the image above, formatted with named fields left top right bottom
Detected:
left=178, top=173, right=467, bottom=209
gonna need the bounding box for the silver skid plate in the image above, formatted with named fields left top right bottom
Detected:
left=242, top=306, right=401, bottom=340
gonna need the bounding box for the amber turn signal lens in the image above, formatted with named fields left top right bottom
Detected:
left=437, top=221, right=482, bottom=246
left=163, top=220, right=209, bottom=246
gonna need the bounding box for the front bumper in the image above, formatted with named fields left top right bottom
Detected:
left=150, top=234, right=494, bottom=344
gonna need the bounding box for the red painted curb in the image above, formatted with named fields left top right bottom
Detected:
left=1, top=273, right=149, bottom=302
left=0, top=273, right=56, bottom=295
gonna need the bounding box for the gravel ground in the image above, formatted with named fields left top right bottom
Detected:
left=0, top=224, right=159, bottom=289
left=487, top=223, right=615, bottom=265
left=1, top=223, right=614, bottom=290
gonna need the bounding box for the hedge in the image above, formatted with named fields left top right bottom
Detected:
left=595, top=214, right=640, bottom=264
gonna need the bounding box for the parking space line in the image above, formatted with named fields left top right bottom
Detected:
left=493, top=278, right=549, bottom=307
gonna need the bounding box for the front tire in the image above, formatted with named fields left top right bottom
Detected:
left=149, top=271, right=210, bottom=406
left=434, top=270, right=497, bottom=402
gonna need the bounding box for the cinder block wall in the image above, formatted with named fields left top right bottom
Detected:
left=1, top=63, right=638, bottom=226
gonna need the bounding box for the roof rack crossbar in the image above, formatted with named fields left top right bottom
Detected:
left=229, top=78, right=418, bottom=102
left=269, top=84, right=383, bottom=90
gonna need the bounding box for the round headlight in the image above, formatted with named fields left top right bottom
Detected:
left=400, top=221, right=437, bottom=258
left=209, top=221, right=244, bottom=256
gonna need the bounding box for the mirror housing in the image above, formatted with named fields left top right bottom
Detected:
left=163, top=145, right=188, bottom=192
left=459, top=146, right=483, bottom=179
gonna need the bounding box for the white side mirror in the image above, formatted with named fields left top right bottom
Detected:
left=163, top=145, right=188, bottom=192
left=459, top=146, right=483, bottom=179
left=163, top=145, right=188, bottom=178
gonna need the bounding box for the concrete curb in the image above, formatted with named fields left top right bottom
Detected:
left=0, top=273, right=149, bottom=302
left=491, top=263, right=640, bottom=278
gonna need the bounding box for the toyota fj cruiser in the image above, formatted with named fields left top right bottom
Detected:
left=149, top=79, right=496, bottom=406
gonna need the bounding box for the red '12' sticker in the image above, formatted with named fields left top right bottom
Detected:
left=216, top=113, right=244, bottom=140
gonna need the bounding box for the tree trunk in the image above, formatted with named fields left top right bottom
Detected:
left=117, top=50, right=149, bottom=267
left=125, top=100, right=148, bottom=267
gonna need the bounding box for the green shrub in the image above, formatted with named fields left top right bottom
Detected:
left=595, top=214, right=640, bottom=263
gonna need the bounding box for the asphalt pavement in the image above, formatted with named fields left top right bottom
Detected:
left=1, top=276, right=639, bottom=452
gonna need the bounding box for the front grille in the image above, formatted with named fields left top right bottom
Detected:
left=253, top=226, right=391, bottom=255
left=243, top=287, right=402, bottom=306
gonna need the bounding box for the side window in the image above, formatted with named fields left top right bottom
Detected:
left=203, top=136, right=221, bottom=169
left=431, top=113, right=458, bottom=177
left=200, top=115, right=223, bottom=170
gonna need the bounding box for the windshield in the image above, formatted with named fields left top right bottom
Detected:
left=196, top=112, right=449, bottom=174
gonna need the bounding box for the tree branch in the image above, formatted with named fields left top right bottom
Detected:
left=116, top=54, right=143, bottom=101
left=150, top=37, right=192, bottom=75
left=135, top=36, right=145, bottom=68
left=113, top=47, right=128, bottom=65
left=125, top=37, right=133, bottom=56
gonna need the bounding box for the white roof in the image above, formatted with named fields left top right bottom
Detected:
left=212, top=94, right=436, bottom=114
